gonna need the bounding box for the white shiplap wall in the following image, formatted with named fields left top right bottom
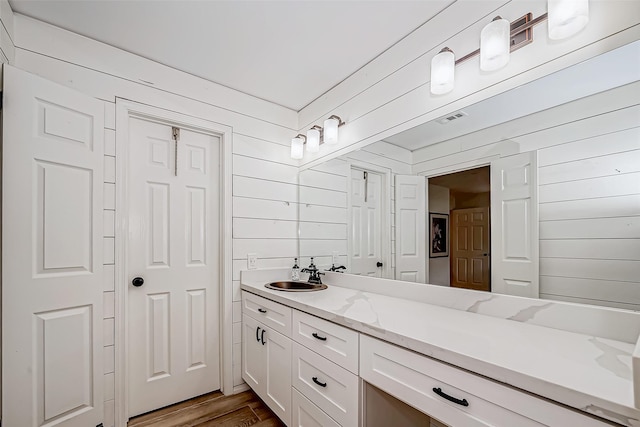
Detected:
left=297, top=1, right=639, bottom=172
left=413, top=83, right=640, bottom=311
left=11, top=13, right=299, bottom=424
left=299, top=140, right=411, bottom=276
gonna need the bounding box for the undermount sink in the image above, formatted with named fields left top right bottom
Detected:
left=265, top=281, right=328, bottom=292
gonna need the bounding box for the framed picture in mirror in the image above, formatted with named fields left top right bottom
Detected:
left=429, top=213, right=449, bottom=258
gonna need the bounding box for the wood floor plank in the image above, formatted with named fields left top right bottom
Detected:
left=127, top=390, right=284, bottom=427
left=193, top=406, right=259, bottom=427
left=128, top=391, right=225, bottom=426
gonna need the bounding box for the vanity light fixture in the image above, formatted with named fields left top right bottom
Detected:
left=429, top=0, right=590, bottom=95
left=290, top=134, right=305, bottom=160
left=480, top=16, right=511, bottom=71
left=323, top=115, right=344, bottom=145
left=306, top=125, right=322, bottom=153
left=430, top=47, right=455, bottom=95
left=548, top=0, right=589, bottom=40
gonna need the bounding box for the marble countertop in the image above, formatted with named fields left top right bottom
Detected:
left=241, top=274, right=640, bottom=426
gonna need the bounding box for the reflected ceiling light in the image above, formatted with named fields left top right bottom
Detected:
left=430, top=47, right=455, bottom=95
left=323, top=115, right=344, bottom=145
left=548, top=0, right=589, bottom=40
left=290, top=134, right=305, bottom=160
left=306, top=125, right=322, bottom=153
left=480, top=16, right=511, bottom=71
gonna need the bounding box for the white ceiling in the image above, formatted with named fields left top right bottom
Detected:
left=9, top=0, right=452, bottom=111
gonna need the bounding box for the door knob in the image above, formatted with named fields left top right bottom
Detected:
left=132, top=277, right=144, bottom=287
left=376, top=262, right=383, bottom=268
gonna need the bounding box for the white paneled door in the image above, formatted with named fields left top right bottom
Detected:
left=350, top=168, right=383, bottom=277
left=2, top=66, right=105, bottom=426
left=395, top=175, right=427, bottom=282
left=128, top=117, right=221, bottom=416
left=491, top=152, right=539, bottom=297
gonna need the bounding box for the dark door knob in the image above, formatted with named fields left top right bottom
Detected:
left=376, top=262, right=383, bottom=268
left=132, top=277, right=144, bottom=287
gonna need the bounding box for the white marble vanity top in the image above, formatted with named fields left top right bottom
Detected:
left=241, top=269, right=640, bottom=426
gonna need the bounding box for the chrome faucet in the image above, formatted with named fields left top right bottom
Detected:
left=301, top=257, right=325, bottom=284
left=326, top=264, right=346, bottom=273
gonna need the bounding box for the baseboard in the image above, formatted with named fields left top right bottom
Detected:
left=232, top=383, right=250, bottom=394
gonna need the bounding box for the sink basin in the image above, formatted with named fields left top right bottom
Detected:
left=265, top=281, right=328, bottom=292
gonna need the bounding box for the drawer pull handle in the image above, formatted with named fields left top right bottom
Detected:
left=312, top=332, right=327, bottom=341
left=433, top=387, right=469, bottom=407
left=256, top=326, right=261, bottom=342
left=261, top=329, right=266, bottom=345
left=258, top=308, right=267, bottom=313
left=312, top=377, right=327, bottom=388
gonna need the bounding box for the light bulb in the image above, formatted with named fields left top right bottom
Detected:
left=548, top=0, right=589, bottom=40
left=306, top=128, right=320, bottom=152
left=430, top=48, right=455, bottom=95
left=480, top=17, right=510, bottom=71
left=290, top=136, right=304, bottom=159
left=323, top=117, right=340, bottom=145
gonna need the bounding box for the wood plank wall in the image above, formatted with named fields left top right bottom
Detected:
left=299, top=141, right=411, bottom=277
left=11, top=13, right=299, bottom=424
left=413, top=82, right=640, bottom=311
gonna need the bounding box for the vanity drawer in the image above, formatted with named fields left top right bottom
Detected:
left=293, top=309, right=359, bottom=374
left=292, top=342, right=359, bottom=427
left=292, top=388, right=340, bottom=427
left=242, top=291, right=292, bottom=336
left=360, top=335, right=611, bottom=427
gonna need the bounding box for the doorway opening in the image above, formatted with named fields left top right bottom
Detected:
left=428, top=166, right=491, bottom=292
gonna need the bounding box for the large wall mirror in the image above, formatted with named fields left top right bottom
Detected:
left=298, top=41, right=639, bottom=311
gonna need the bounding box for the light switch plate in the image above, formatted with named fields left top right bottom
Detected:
left=247, top=253, right=257, bottom=270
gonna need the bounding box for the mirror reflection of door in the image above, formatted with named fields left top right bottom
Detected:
left=451, top=208, right=490, bottom=291
left=429, top=166, right=491, bottom=290
left=350, top=168, right=383, bottom=277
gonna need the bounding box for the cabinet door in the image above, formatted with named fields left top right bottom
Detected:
left=264, top=327, right=292, bottom=426
left=292, top=388, right=340, bottom=427
left=242, top=314, right=264, bottom=392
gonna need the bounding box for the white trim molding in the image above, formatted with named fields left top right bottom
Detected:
left=114, top=99, right=233, bottom=426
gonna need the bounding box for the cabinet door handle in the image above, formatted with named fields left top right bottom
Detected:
left=258, top=308, right=267, bottom=313
left=256, top=326, right=261, bottom=342
left=432, top=387, right=469, bottom=407
left=312, top=332, right=327, bottom=341
left=312, top=377, right=327, bottom=388
left=261, top=329, right=266, bottom=345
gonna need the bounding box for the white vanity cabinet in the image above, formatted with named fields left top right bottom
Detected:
left=291, top=310, right=360, bottom=427
left=360, top=335, right=613, bottom=427
left=241, top=292, right=293, bottom=425
left=242, top=287, right=620, bottom=427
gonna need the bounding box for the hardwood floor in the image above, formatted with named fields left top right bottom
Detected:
left=128, top=390, right=286, bottom=427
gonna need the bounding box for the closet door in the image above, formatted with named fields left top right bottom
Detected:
left=2, top=65, right=104, bottom=426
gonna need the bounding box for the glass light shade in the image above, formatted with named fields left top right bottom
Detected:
left=290, top=136, right=304, bottom=159
left=480, top=17, right=510, bottom=71
left=323, top=117, right=339, bottom=145
left=306, top=128, right=320, bottom=152
left=430, top=49, right=455, bottom=95
left=548, top=0, right=589, bottom=40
